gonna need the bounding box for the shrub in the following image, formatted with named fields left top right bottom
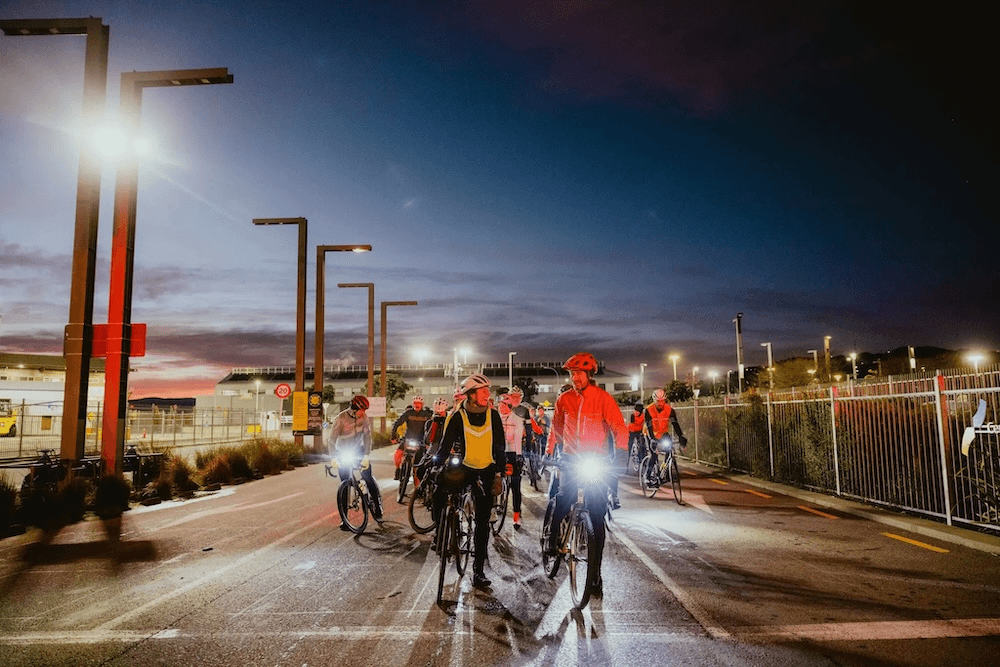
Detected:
left=201, top=456, right=233, bottom=485
left=0, top=478, right=17, bottom=531
left=58, top=477, right=90, bottom=524
left=94, top=475, right=131, bottom=518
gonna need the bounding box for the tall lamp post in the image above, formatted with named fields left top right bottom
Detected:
left=824, top=335, right=832, bottom=380
left=849, top=352, right=858, bottom=381
left=102, top=68, right=233, bottom=476
left=639, top=362, right=647, bottom=401
left=734, top=313, right=745, bottom=393
left=1, top=17, right=109, bottom=464
left=315, top=245, right=371, bottom=452
left=761, top=342, right=774, bottom=390
left=669, top=354, right=680, bottom=382
left=252, top=217, right=307, bottom=447
left=380, top=300, right=418, bottom=432
left=508, top=352, right=517, bottom=390
left=338, top=283, right=375, bottom=396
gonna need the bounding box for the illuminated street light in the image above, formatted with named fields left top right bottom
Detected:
left=639, top=362, right=647, bottom=401
left=338, top=283, right=375, bottom=397
left=669, top=354, right=680, bottom=382
left=380, top=300, right=418, bottom=432
left=968, top=352, right=985, bottom=373
left=315, top=244, right=372, bottom=451
left=849, top=352, right=858, bottom=380
left=253, top=217, right=307, bottom=446
left=824, top=335, right=832, bottom=380
left=709, top=370, right=719, bottom=396
left=1, top=17, right=109, bottom=463
left=413, top=348, right=429, bottom=367
left=102, top=67, right=233, bottom=476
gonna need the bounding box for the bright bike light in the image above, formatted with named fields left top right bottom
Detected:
left=449, top=455, right=461, bottom=466
left=338, top=451, right=358, bottom=468
left=575, top=454, right=604, bottom=482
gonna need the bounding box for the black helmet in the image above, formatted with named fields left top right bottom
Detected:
left=634, top=403, right=643, bottom=411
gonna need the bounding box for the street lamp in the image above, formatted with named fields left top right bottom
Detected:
left=315, top=244, right=371, bottom=452
left=639, top=362, right=647, bottom=401
left=849, top=352, right=858, bottom=380
left=413, top=348, right=429, bottom=367
left=253, top=217, right=307, bottom=447
left=807, top=349, right=818, bottom=375
left=669, top=354, right=680, bottom=382
left=968, top=352, right=985, bottom=373
left=709, top=370, right=719, bottom=396
left=380, top=300, right=418, bottom=432
left=508, top=352, right=517, bottom=390
left=761, top=342, right=774, bottom=390
left=338, top=282, right=375, bottom=396
left=101, top=67, right=233, bottom=476
left=2, top=17, right=109, bottom=463
left=824, top=335, right=832, bottom=380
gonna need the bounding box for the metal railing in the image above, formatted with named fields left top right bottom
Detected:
left=672, top=366, right=1000, bottom=533
left=0, top=402, right=290, bottom=460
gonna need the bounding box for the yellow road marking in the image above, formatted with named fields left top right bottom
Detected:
left=798, top=505, right=838, bottom=520
left=882, top=532, right=950, bottom=553
left=708, top=478, right=729, bottom=485
left=743, top=489, right=772, bottom=499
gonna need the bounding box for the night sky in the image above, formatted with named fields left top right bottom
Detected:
left=1, top=1, right=995, bottom=397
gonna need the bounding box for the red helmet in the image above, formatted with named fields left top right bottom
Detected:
left=350, top=395, right=370, bottom=411
left=562, top=352, right=598, bottom=374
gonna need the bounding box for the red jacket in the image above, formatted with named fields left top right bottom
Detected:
left=546, top=382, right=629, bottom=456
left=628, top=411, right=644, bottom=433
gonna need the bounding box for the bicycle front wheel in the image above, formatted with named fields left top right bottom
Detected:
left=629, top=444, right=641, bottom=475
left=568, top=510, right=596, bottom=610
left=338, top=480, right=369, bottom=534
left=397, top=459, right=411, bottom=503
left=408, top=479, right=436, bottom=534
left=436, top=504, right=454, bottom=604
left=639, top=456, right=658, bottom=498
left=455, top=492, right=474, bottom=576
left=541, top=497, right=563, bottom=578
left=669, top=455, right=683, bottom=505
left=490, top=479, right=509, bottom=536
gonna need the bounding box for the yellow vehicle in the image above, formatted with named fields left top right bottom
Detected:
left=0, top=399, right=17, bottom=437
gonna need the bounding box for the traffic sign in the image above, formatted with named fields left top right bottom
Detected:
left=274, top=383, right=292, bottom=399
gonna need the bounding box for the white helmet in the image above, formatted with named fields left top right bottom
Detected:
left=459, top=373, right=491, bottom=394
left=652, top=388, right=667, bottom=402
left=412, top=395, right=424, bottom=403
left=433, top=397, right=449, bottom=412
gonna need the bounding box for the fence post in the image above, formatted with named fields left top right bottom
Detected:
left=932, top=374, right=954, bottom=526
left=18, top=399, right=26, bottom=457
left=829, top=387, right=841, bottom=496
left=693, top=397, right=700, bottom=463
left=94, top=400, right=101, bottom=453
left=766, top=391, right=775, bottom=478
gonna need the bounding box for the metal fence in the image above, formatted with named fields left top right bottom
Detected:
left=0, top=402, right=287, bottom=460
left=672, top=366, right=1000, bottom=533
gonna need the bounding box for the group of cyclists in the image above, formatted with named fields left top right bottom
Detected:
left=326, top=351, right=687, bottom=594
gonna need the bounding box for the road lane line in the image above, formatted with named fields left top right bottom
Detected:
left=882, top=532, right=950, bottom=553
left=798, top=505, right=839, bottom=520
left=735, top=617, right=1000, bottom=641
left=613, top=529, right=732, bottom=640
left=708, top=478, right=728, bottom=485
left=743, top=489, right=772, bottom=499
left=95, top=512, right=337, bottom=631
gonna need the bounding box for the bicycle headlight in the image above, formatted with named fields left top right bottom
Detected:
left=574, top=454, right=605, bottom=482
left=657, top=435, right=674, bottom=453
left=337, top=451, right=358, bottom=468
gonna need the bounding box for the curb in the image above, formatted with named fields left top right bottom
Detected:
left=683, top=461, right=1000, bottom=556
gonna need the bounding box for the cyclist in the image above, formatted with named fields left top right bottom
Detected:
left=436, top=373, right=505, bottom=588
left=534, top=404, right=551, bottom=445
left=627, top=402, right=645, bottom=469
left=392, top=395, right=433, bottom=480
left=544, top=352, right=628, bottom=596
left=642, top=389, right=687, bottom=477
left=498, top=396, right=526, bottom=529
left=416, top=397, right=450, bottom=484
left=330, top=395, right=383, bottom=529
left=507, top=386, right=543, bottom=457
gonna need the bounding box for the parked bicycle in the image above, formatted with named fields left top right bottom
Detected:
left=639, top=434, right=683, bottom=504
left=397, top=438, right=424, bottom=503
left=327, top=451, right=381, bottom=534
left=540, top=454, right=611, bottom=610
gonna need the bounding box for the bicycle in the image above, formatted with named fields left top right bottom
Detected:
left=327, top=450, right=381, bottom=534
left=524, top=444, right=542, bottom=491
left=639, top=435, right=683, bottom=504
left=397, top=438, right=424, bottom=503
left=408, top=458, right=439, bottom=534
left=489, top=461, right=512, bottom=536
left=540, top=454, right=610, bottom=610
left=627, top=437, right=643, bottom=475
left=435, top=456, right=476, bottom=604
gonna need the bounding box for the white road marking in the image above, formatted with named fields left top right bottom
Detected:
left=735, top=617, right=1000, bottom=641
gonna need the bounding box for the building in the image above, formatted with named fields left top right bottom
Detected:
left=201, top=359, right=634, bottom=418
left=0, top=352, right=106, bottom=408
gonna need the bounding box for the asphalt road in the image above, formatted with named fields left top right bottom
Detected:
left=1, top=446, right=999, bottom=667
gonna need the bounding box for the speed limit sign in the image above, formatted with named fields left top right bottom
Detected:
left=274, top=383, right=292, bottom=399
